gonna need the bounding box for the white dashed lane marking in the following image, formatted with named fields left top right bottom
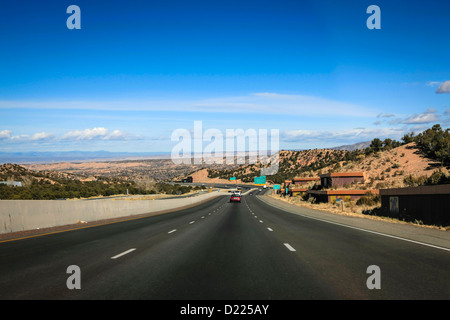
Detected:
left=111, top=248, right=136, bottom=259
left=284, top=243, right=296, bottom=252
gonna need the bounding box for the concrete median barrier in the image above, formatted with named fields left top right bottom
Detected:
left=0, top=191, right=224, bottom=234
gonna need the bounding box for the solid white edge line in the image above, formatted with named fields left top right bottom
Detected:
left=298, top=214, right=450, bottom=252
left=284, top=243, right=296, bottom=252
left=256, top=196, right=450, bottom=252
left=111, top=248, right=136, bottom=259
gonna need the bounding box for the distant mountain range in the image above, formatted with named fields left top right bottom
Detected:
left=0, top=151, right=171, bottom=164
left=330, top=141, right=372, bottom=151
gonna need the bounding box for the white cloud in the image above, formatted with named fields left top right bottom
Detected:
left=0, top=128, right=130, bottom=146
left=31, top=132, right=55, bottom=141
left=399, top=108, right=440, bottom=124
left=436, top=81, right=450, bottom=94
left=283, top=127, right=405, bottom=143
left=427, top=81, right=441, bottom=87
left=0, top=130, right=35, bottom=142
left=10, top=134, right=30, bottom=142
left=63, top=127, right=108, bottom=140
left=377, top=113, right=395, bottom=118
left=0, top=130, right=12, bottom=140
left=0, top=92, right=377, bottom=117
left=62, top=127, right=128, bottom=141
left=107, top=129, right=128, bottom=140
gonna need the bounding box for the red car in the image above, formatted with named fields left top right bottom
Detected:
left=230, top=194, right=241, bottom=203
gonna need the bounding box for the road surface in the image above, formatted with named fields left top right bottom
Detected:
left=0, top=189, right=449, bottom=300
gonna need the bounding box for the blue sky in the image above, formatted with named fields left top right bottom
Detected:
left=0, top=0, right=449, bottom=154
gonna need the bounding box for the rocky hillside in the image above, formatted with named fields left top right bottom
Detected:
left=0, top=163, right=81, bottom=186
left=206, top=148, right=352, bottom=184
left=204, top=142, right=448, bottom=188
left=309, top=142, right=446, bottom=189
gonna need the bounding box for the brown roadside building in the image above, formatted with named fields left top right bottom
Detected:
left=307, top=172, right=375, bottom=203
left=307, top=189, right=379, bottom=203
left=379, top=184, right=450, bottom=226
left=292, top=177, right=320, bottom=186
left=289, top=177, right=320, bottom=196
left=282, top=177, right=320, bottom=196
left=319, top=172, right=365, bottom=188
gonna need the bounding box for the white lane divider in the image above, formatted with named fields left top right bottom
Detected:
left=284, top=243, right=296, bottom=252
left=168, top=229, right=177, bottom=234
left=247, top=202, right=294, bottom=251
left=189, top=221, right=195, bottom=224
left=111, top=248, right=136, bottom=259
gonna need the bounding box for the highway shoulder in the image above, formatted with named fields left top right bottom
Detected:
left=256, top=194, right=450, bottom=251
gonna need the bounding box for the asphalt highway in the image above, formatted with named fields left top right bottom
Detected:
left=0, top=189, right=449, bottom=300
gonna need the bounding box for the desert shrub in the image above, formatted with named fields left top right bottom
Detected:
left=426, top=169, right=450, bottom=185
left=375, top=182, right=388, bottom=189
left=356, top=192, right=381, bottom=206
left=403, top=174, right=428, bottom=187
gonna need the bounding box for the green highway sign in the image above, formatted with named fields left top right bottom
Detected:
left=254, top=176, right=266, bottom=185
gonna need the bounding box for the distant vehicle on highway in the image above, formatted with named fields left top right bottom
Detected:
left=230, top=194, right=241, bottom=203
